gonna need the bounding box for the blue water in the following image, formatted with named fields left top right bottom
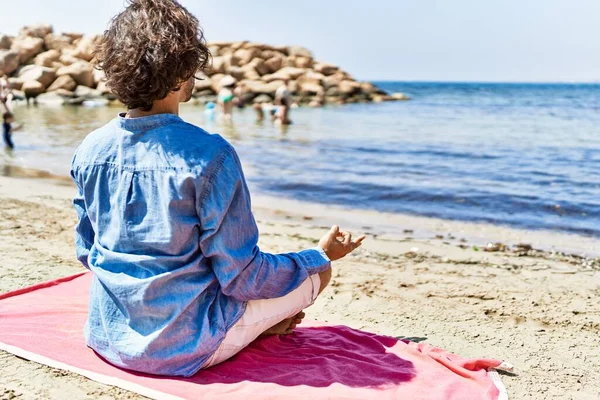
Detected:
left=4, top=82, right=600, bottom=236
left=239, top=82, right=600, bottom=236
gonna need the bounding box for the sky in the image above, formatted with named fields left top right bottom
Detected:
left=0, top=0, right=599, bottom=82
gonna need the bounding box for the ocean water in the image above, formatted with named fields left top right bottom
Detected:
left=2, top=82, right=600, bottom=236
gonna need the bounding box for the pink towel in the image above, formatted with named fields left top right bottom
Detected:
left=0, top=272, right=510, bottom=399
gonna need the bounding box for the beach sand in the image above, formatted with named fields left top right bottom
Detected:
left=0, top=175, right=599, bottom=400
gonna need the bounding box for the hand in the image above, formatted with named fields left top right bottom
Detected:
left=318, top=225, right=365, bottom=261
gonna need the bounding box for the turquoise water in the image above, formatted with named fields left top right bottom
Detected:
left=2, top=82, right=600, bottom=236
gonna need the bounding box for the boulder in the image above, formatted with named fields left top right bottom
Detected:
left=209, top=73, right=225, bottom=92
left=241, top=65, right=260, bottom=80
left=35, top=91, right=66, bottom=106
left=299, top=82, right=324, bottom=96
left=93, top=68, right=105, bottom=85
left=34, top=49, right=61, bottom=67
left=59, top=54, right=80, bottom=66
left=360, top=82, right=378, bottom=94
left=44, top=34, right=74, bottom=51
left=19, top=24, right=53, bottom=39
left=46, top=75, right=77, bottom=92
left=22, top=80, right=44, bottom=97
left=7, top=77, right=23, bottom=90
left=390, top=92, right=410, bottom=101
left=0, top=35, right=12, bottom=50
left=62, top=32, right=84, bottom=41
left=11, top=36, right=44, bottom=63
left=263, top=66, right=305, bottom=82
left=244, top=79, right=284, bottom=96
left=96, top=81, right=111, bottom=95
left=287, top=45, right=312, bottom=58
left=261, top=50, right=285, bottom=60
left=194, top=75, right=213, bottom=93
left=242, top=42, right=274, bottom=52
left=74, top=85, right=102, bottom=99
left=297, top=71, right=325, bottom=86
left=222, top=53, right=241, bottom=71
left=62, top=35, right=98, bottom=62
left=271, top=45, right=289, bottom=56
left=233, top=48, right=260, bottom=65
left=228, top=66, right=246, bottom=81
left=57, top=61, right=94, bottom=87
left=0, top=50, right=20, bottom=75
left=264, top=56, right=283, bottom=73
left=313, top=63, right=339, bottom=76
left=325, top=86, right=341, bottom=97
left=322, top=72, right=347, bottom=89
left=208, top=56, right=226, bottom=75
left=293, top=56, right=313, bottom=69
left=249, top=58, right=269, bottom=76
left=18, top=66, right=56, bottom=88
left=338, top=80, right=361, bottom=95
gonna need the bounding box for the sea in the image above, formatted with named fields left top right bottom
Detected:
left=2, top=82, right=600, bottom=236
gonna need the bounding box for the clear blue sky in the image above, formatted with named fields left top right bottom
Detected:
left=1, top=0, right=599, bottom=82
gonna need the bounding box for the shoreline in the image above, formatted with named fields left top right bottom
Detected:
left=3, top=165, right=600, bottom=259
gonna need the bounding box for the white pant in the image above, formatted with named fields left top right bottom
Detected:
left=203, top=274, right=321, bottom=368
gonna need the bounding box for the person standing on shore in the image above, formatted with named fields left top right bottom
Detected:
left=71, top=0, right=364, bottom=378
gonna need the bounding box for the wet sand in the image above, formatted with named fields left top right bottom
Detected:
left=0, top=175, right=599, bottom=399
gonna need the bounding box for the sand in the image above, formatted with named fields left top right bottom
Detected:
left=0, top=174, right=599, bottom=400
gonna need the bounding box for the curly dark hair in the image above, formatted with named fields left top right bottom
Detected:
left=94, top=0, right=210, bottom=111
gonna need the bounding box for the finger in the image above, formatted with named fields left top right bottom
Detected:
left=329, top=225, right=340, bottom=237
left=341, top=231, right=352, bottom=246
left=354, top=235, right=366, bottom=245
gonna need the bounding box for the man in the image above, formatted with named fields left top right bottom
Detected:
left=274, top=79, right=292, bottom=124
left=71, top=0, right=364, bottom=378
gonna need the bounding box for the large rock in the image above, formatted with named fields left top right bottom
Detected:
left=297, top=71, right=325, bottom=86
left=96, top=81, right=111, bottom=95
left=244, top=79, right=284, bottom=96
left=46, top=75, right=77, bottom=92
left=0, top=35, right=12, bottom=50
left=18, top=66, right=56, bottom=88
left=62, top=35, right=98, bottom=62
left=264, top=56, right=283, bottom=73
left=314, top=63, right=339, bottom=76
left=338, top=80, right=361, bottom=95
left=11, top=36, right=44, bottom=63
left=241, top=65, right=260, bottom=80
left=261, top=50, right=285, bottom=60
left=322, top=72, right=347, bottom=89
left=59, top=54, right=80, bottom=66
left=7, top=77, right=23, bottom=90
left=262, top=66, right=305, bottom=82
left=62, top=32, right=84, bottom=41
left=228, top=66, right=246, bottom=81
left=22, top=80, right=44, bottom=97
left=249, top=58, right=269, bottom=76
left=19, top=24, right=53, bottom=39
left=233, top=48, right=260, bottom=65
left=57, top=61, right=94, bottom=87
left=34, top=49, right=61, bottom=67
left=209, top=56, right=226, bottom=75
left=74, top=85, right=102, bottom=99
left=287, top=45, right=312, bottom=58
left=299, top=82, right=324, bottom=95
left=44, top=34, right=74, bottom=51
left=35, top=91, right=66, bottom=106
left=293, top=56, right=313, bottom=69
left=209, top=73, right=225, bottom=92
left=93, top=68, right=105, bottom=85
left=0, top=50, right=20, bottom=75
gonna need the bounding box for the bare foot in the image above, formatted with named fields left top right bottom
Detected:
left=261, top=312, right=305, bottom=336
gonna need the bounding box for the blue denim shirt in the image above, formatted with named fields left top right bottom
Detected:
left=71, top=113, right=330, bottom=377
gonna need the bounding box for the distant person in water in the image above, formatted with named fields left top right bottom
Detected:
left=3, top=112, right=16, bottom=149
left=217, top=76, right=235, bottom=120
left=274, top=79, right=292, bottom=125
left=70, top=0, right=364, bottom=378
left=0, top=75, right=14, bottom=113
